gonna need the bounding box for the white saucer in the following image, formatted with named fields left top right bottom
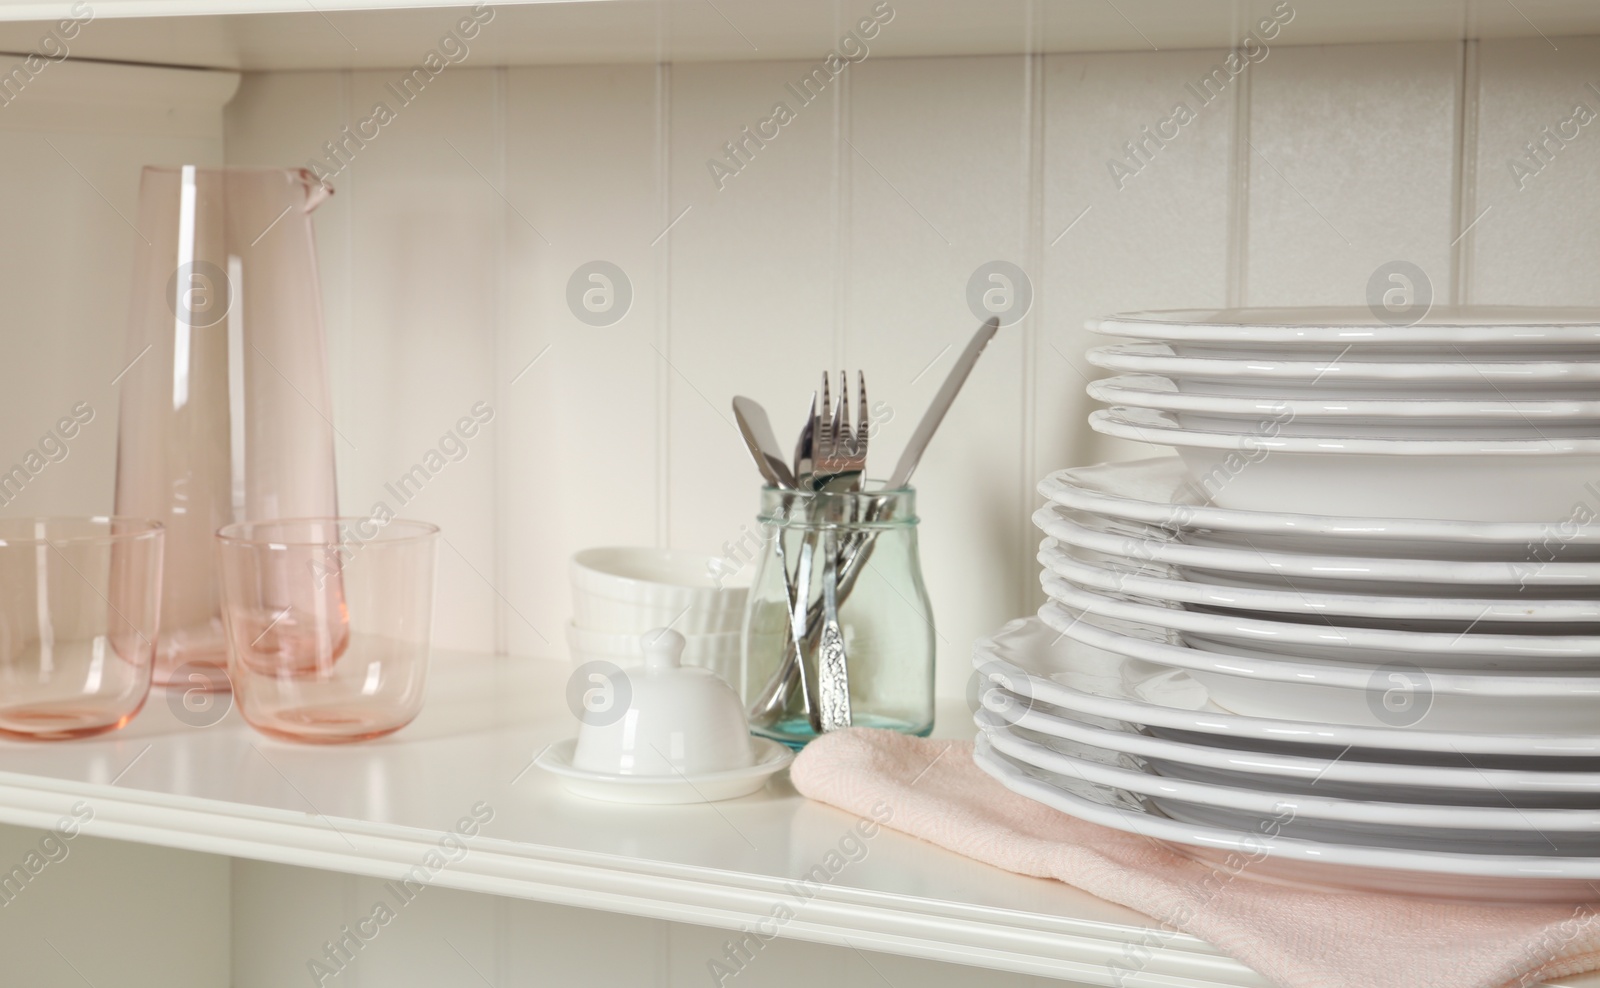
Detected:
left=1038, top=538, right=1600, bottom=624
left=1035, top=597, right=1600, bottom=735
left=1033, top=501, right=1600, bottom=587
left=973, top=736, right=1600, bottom=902
left=972, top=700, right=1600, bottom=808
left=978, top=716, right=1600, bottom=849
left=1042, top=575, right=1600, bottom=671
left=1037, top=458, right=1600, bottom=559
left=1089, top=406, right=1600, bottom=521
left=1088, top=306, right=1600, bottom=347
left=971, top=616, right=1600, bottom=760
left=535, top=737, right=793, bottom=804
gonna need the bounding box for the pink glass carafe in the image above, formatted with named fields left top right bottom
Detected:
left=114, top=166, right=344, bottom=688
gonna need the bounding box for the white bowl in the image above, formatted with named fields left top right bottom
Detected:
left=1090, top=407, right=1600, bottom=522
left=570, top=547, right=748, bottom=634
left=566, top=622, right=741, bottom=687
left=570, top=629, right=756, bottom=777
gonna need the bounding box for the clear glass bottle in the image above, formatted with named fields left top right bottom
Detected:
left=742, top=485, right=935, bottom=748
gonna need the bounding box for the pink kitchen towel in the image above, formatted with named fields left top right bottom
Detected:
left=790, top=728, right=1600, bottom=988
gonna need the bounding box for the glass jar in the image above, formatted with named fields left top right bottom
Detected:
left=741, top=485, right=935, bottom=748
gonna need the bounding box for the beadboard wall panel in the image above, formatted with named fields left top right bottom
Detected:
left=1036, top=47, right=1237, bottom=585
left=1243, top=41, right=1461, bottom=306
left=1470, top=36, right=1600, bottom=305
left=0, top=823, right=229, bottom=988
left=663, top=60, right=843, bottom=593
left=500, top=64, right=665, bottom=659
left=209, top=39, right=1600, bottom=679
left=844, top=54, right=1030, bottom=699
left=0, top=61, right=234, bottom=521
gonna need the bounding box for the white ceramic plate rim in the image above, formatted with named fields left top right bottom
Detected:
left=535, top=737, right=794, bottom=786
left=1036, top=597, right=1600, bottom=696
left=1036, top=540, right=1600, bottom=623
left=1092, top=407, right=1600, bottom=454
left=972, top=693, right=1600, bottom=792
left=978, top=714, right=1600, bottom=831
left=1042, top=575, right=1600, bottom=659
left=1038, top=458, right=1600, bottom=547
left=973, top=737, right=1600, bottom=880
left=1032, top=502, right=1600, bottom=584
left=973, top=617, right=1600, bottom=755
left=1089, top=342, right=1600, bottom=381
left=1087, top=307, right=1600, bottom=344
left=1088, top=375, right=1600, bottom=419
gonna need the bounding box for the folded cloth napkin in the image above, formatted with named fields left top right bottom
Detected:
left=790, top=728, right=1600, bottom=988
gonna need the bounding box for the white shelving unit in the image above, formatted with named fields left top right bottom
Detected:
left=2, top=1, right=1599, bottom=984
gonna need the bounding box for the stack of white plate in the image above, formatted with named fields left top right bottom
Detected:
left=973, top=307, right=1600, bottom=903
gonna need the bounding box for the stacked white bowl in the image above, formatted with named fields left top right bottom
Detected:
left=973, top=307, right=1600, bottom=903
left=567, top=547, right=748, bottom=687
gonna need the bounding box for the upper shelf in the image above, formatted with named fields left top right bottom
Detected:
left=0, top=0, right=1598, bottom=72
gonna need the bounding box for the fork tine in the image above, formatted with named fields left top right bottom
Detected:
left=819, top=372, right=832, bottom=458
left=836, top=370, right=851, bottom=450
left=855, top=371, right=869, bottom=456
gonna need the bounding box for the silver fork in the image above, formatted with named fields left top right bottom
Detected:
left=813, top=371, right=869, bottom=492
left=815, top=371, right=868, bottom=730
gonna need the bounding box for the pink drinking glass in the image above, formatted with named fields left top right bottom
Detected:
left=0, top=518, right=163, bottom=740
left=216, top=518, right=437, bottom=743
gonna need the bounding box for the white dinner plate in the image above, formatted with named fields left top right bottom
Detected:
left=1089, top=406, right=1600, bottom=521
left=1088, top=374, right=1600, bottom=438
left=972, top=700, right=1600, bottom=809
left=971, top=616, right=1600, bottom=761
left=978, top=717, right=1600, bottom=852
left=1088, top=306, right=1600, bottom=347
left=1037, top=457, right=1600, bottom=559
left=1042, top=576, right=1600, bottom=671
left=1037, top=538, right=1600, bottom=624
left=1088, top=342, right=1600, bottom=393
left=535, top=738, right=793, bottom=804
left=1034, top=503, right=1600, bottom=592
left=1033, top=596, right=1600, bottom=734
left=973, top=736, right=1600, bottom=902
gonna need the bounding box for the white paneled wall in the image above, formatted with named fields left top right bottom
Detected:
left=209, top=36, right=1600, bottom=700
left=6, top=40, right=1600, bottom=692
left=0, top=822, right=229, bottom=987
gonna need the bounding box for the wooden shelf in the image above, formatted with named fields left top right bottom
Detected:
left=1, top=0, right=1598, bottom=72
